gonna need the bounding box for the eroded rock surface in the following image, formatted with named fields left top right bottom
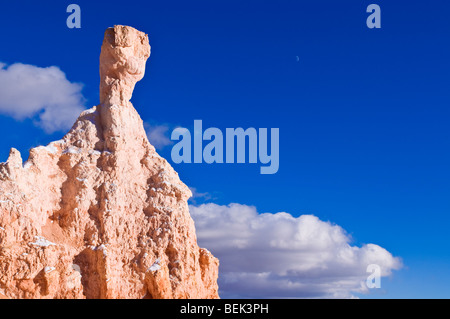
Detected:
left=0, top=25, right=219, bottom=299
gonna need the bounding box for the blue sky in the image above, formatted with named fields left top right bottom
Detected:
left=0, top=0, right=449, bottom=298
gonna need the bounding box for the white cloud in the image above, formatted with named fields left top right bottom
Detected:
left=0, top=62, right=85, bottom=133
left=188, top=187, right=213, bottom=205
left=190, top=203, right=402, bottom=298
left=145, top=123, right=173, bottom=150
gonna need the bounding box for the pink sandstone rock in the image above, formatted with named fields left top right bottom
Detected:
left=0, top=25, right=219, bottom=299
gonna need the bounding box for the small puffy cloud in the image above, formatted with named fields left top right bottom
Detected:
left=145, top=123, right=173, bottom=150
left=188, top=187, right=213, bottom=205
left=189, top=187, right=210, bottom=199
left=190, top=203, right=402, bottom=298
left=0, top=62, right=85, bottom=133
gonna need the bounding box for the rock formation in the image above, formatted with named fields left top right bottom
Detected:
left=0, top=25, right=219, bottom=299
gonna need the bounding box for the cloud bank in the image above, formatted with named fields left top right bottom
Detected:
left=190, top=203, right=402, bottom=298
left=0, top=62, right=85, bottom=133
